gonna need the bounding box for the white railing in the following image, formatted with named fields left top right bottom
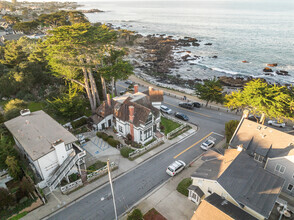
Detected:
left=87, top=162, right=117, bottom=182
left=47, top=150, right=86, bottom=192
left=167, top=124, right=186, bottom=139
left=129, top=137, right=165, bottom=158
left=60, top=179, right=83, bottom=194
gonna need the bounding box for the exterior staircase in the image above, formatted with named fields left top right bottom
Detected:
left=46, top=143, right=86, bottom=193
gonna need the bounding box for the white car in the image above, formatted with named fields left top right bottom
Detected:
left=160, top=105, right=172, bottom=114
left=268, top=120, right=286, bottom=128
left=166, top=160, right=186, bottom=176
left=200, top=140, right=215, bottom=151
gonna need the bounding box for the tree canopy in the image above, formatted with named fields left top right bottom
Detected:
left=225, top=79, right=294, bottom=121
left=195, top=78, right=224, bottom=106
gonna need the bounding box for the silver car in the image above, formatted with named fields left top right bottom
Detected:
left=268, top=120, right=285, bottom=128
left=200, top=140, right=215, bottom=151
left=166, top=160, right=186, bottom=176
left=160, top=105, right=172, bottom=114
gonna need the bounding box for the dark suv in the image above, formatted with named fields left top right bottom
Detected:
left=179, top=102, right=193, bottom=110
left=175, top=112, right=189, bottom=121
left=192, top=102, right=201, bottom=108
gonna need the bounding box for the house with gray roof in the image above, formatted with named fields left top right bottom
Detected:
left=230, top=117, right=294, bottom=197
left=91, top=85, right=162, bottom=145
left=189, top=149, right=284, bottom=220
left=4, top=110, right=86, bottom=193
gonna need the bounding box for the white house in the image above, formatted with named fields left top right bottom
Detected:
left=91, top=85, right=162, bottom=145
left=189, top=149, right=284, bottom=220
left=4, top=110, right=86, bottom=193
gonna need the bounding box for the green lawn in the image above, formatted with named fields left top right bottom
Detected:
left=160, top=116, right=181, bottom=135
left=87, top=160, right=107, bottom=173
left=27, top=102, right=45, bottom=112
left=177, top=178, right=192, bottom=197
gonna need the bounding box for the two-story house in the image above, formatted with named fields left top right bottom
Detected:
left=189, top=149, right=284, bottom=220
left=91, top=85, right=162, bottom=145
left=229, top=117, right=294, bottom=198
left=4, top=110, right=86, bottom=193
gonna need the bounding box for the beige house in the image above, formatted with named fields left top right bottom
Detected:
left=189, top=149, right=284, bottom=220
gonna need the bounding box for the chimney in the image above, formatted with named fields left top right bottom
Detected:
left=129, top=106, right=135, bottom=141
left=149, top=86, right=153, bottom=94
left=107, top=94, right=111, bottom=107
left=134, top=84, right=138, bottom=93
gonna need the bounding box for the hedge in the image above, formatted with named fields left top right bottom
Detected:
left=107, top=138, right=120, bottom=147
left=120, top=147, right=133, bottom=158
left=71, top=117, right=87, bottom=129
left=127, top=209, right=143, bottom=220
left=177, top=178, right=192, bottom=197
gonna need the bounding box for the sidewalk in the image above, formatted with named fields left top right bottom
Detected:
left=122, top=153, right=205, bottom=220
left=23, top=126, right=198, bottom=220
left=129, top=75, right=242, bottom=116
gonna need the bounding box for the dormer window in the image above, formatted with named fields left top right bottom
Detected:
left=254, top=153, right=263, bottom=163
left=146, top=114, right=152, bottom=125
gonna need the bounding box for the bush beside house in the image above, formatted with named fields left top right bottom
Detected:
left=120, top=147, right=134, bottom=158
left=225, top=120, right=239, bottom=143
left=177, top=178, right=192, bottom=197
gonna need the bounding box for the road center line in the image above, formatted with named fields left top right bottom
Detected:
left=174, top=132, right=213, bottom=159
left=165, top=102, right=211, bottom=118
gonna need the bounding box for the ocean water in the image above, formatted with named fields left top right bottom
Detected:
left=79, top=0, right=294, bottom=84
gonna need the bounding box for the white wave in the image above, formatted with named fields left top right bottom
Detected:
left=211, top=67, right=240, bottom=75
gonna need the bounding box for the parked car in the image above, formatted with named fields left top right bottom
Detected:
left=268, top=120, right=286, bottom=128
left=119, top=90, right=126, bottom=95
left=175, top=112, right=189, bottom=121
left=160, top=105, right=172, bottom=114
left=179, top=102, right=194, bottom=110
left=248, top=114, right=261, bottom=122
left=192, top=102, right=201, bottom=108
left=166, top=160, right=186, bottom=176
left=125, top=80, right=133, bottom=85
left=200, top=140, right=215, bottom=151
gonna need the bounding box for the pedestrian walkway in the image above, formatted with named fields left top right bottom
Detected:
left=23, top=125, right=198, bottom=220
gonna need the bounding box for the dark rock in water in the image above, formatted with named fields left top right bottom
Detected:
left=181, top=54, right=190, bottom=61
left=176, top=74, right=181, bottom=77
left=192, top=42, right=200, bottom=46
left=264, top=73, right=273, bottom=76
left=194, top=78, right=202, bottom=82
left=168, top=36, right=173, bottom=38
left=212, top=56, right=218, bottom=59
left=186, top=51, right=191, bottom=53
left=205, top=43, right=212, bottom=46
left=276, top=70, right=289, bottom=76
left=190, top=63, right=196, bottom=65
left=218, top=76, right=250, bottom=87
left=267, top=63, right=278, bottom=67
left=263, top=67, right=273, bottom=72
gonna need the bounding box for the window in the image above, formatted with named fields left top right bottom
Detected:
left=119, top=125, right=123, bottom=133
left=275, top=164, right=286, bottom=174
left=287, top=184, right=293, bottom=191
left=144, top=127, right=152, bottom=140
left=145, top=114, right=152, bottom=125
left=254, top=153, right=263, bottom=163
left=65, top=144, right=72, bottom=151
left=140, top=131, right=142, bottom=141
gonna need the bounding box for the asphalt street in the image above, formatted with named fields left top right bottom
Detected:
left=49, top=82, right=241, bottom=220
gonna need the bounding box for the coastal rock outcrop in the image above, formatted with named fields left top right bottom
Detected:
left=267, top=63, right=278, bottom=67
left=276, top=70, right=289, bottom=76
left=263, top=67, right=273, bottom=72
left=218, top=76, right=251, bottom=87
left=204, top=43, right=212, bottom=46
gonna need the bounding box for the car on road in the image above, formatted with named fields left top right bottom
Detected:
left=166, top=160, right=186, bottom=176
left=200, top=140, right=215, bottom=151
left=192, top=102, right=201, bottom=108
left=119, top=90, right=126, bottom=95
left=248, top=114, right=261, bottom=122
left=268, top=120, right=286, bottom=128
left=160, top=105, right=172, bottom=114
left=125, top=80, right=133, bottom=85
left=179, top=102, right=194, bottom=109
left=175, top=112, right=189, bottom=121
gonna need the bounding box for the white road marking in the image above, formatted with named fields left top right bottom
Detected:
left=212, top=132, right=225, bottom=137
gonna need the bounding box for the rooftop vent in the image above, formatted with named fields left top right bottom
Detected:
left=20, top=109, right=31, bottom=116
left=257, top=126, right=261, bottom=130
left=221, top=200, right=228, bottom=206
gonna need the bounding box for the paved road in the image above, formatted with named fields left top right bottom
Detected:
left=49, top=82, right=240, bottom=220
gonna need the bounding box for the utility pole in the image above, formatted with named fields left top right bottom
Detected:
left=107, top=159, right=118, bottom=220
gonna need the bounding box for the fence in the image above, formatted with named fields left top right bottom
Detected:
left=86, top=162, right=117, bottom=182
left=129, top=136, right=165, bottom=158
left=166, top=124, right=187, bottom=139
left=60, top=179, right=83, bottom=194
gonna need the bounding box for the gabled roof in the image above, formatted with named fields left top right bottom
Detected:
left=192, top=149, right=284, bottom=219
left=230, top=118, right=294, bottom=157
left=191, top=193, right=257, bottom=220
left=4, top=110, right=77, bottom=161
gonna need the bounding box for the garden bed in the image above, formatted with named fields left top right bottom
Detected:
left=160, top=116, right=181, bottom=135
left=143, top=208, right=167, bottom=220
left=87, top=161, right=107, bottom=174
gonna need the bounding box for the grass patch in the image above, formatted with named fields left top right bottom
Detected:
left=127, top=209, right=143, bottom=220
left=160, top=117, right=181, bottom=135
left=9, top=211, right=28, bottom=220
left=27, top=102, right=45, bottom=112
left=87, top=161, right=107, bottom=173
left=177, top=178, right=192, bottom=197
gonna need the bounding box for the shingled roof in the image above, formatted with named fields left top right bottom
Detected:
left=230, top=118, right=294, bottom=158
left=192, top=149, right=284, bottom=219
left=143, top=87, right=163, bottom=102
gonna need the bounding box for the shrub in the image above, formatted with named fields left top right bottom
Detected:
left=101, top=133, right=109, bottom=141
left=96, top=132, right=103, bottom=138
left=71, top=117, right=87, bottom=129
left=131, top=141, right=142, bottom=148
left=127, top=208, right=143, bottom=220
left=126, top=133, right=132, bottom=141
left=107, top=138, right=120, bottom=147
left=120, top=147, right=133, bottom=158
left=0, top=187, right=15, bottom=210
left=225, top=120, right=239, bottom=143
left=177, top=178, right=192, bottom=197
left=68, top=173, right=79, bottom=182
left=4, top=99, right=27, bottom=112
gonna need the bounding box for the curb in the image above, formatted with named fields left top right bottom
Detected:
left=42, top=128, right=199, bottom=219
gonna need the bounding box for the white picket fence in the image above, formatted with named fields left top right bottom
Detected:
left=60, top=179, right=83, bottom=194
left=129, top=136, right=165, bottom=158
left=87, top=162, right=117, bottom=182
left=163, top=115, right=187, bottom=139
